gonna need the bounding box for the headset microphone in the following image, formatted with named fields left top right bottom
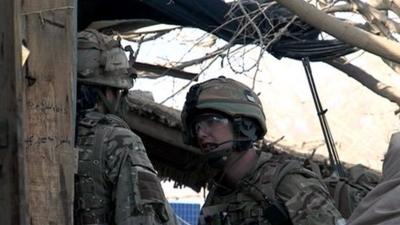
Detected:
left=205, top=138, right=253, bottom=169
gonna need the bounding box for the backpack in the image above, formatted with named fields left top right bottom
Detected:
left=305, top=160, right=381, bottom=219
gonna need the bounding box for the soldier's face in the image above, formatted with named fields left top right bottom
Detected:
left=194, top=113, right=234, bottom=153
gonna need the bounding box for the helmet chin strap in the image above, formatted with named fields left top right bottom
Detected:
left=206, top=139, right=253, bottom=169
left=202, top=116, right=258, bottom=168
left=96, top=88, right=123, bottom=115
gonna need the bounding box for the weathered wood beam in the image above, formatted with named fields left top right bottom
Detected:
left=0, top=1, right=26, bottom=225
left=122, top=95, right=200, bottom=154
left=134, top=62, right=199, bottom=81
left=20, top=0, right=76, bottom=224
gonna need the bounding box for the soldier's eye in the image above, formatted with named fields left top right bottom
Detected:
left=194, top=115, right=230, bottom=134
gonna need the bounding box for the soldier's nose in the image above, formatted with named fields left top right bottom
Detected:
left=196, top=127, right=209, bottom=140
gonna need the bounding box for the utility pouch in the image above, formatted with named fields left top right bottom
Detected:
left=264, top=200, right=293, bottom=225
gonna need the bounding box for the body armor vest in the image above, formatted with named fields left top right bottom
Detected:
left=74, top=111, right=130, bottom=225
left=199, top=152, right=302, bottom=225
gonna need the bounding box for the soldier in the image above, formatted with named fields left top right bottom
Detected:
left=74, top=29, right=177, bottom=225
left=181, top=77, right=345, bottom=225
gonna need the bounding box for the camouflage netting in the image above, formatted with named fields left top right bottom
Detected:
left=121, top=90, right=381, bottom=192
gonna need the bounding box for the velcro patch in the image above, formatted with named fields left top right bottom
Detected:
left=138, top=171, right=165, bottom=202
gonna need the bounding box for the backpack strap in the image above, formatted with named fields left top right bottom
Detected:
left=92, top=125, right=111, bottom=169
left=332, top=178, right=353, bottom=218
left=271, top=161, right=304, bottom=198
left=75, top=114, right=114, bottom=222
left=304, top=158, right=323, bottom=178
left=104, top=114, right=130, bottom=129
left=240, top=158, right=299, bottom=225
left=78, top=111, right=106, bottom=128
left=333, top=180, right=347, bottom=207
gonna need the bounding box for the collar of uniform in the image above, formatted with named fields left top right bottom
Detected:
left=83, top=109, right=103, bottom=119
left=104, top=113, right=130, bottom=129
left=248, top=151, right=273, bottom=177
left=238, top=151, right=273, bottom=186
left=211, top=150, right=273, bottom=194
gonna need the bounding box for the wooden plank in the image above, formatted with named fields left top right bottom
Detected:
left=124, top=109, right=199, bottom=152
left=122, top=94, right=200, bottom=154
left=134, top=62, right=199, bottom=81
left=0, top=0, right=76, bottom=224
left=0, top=0, right=26, bottom=225
left=20, top=0, right=76, bottom=224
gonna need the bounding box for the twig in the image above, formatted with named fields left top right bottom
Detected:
left=173, top=43, right=233, bottom=70
left=159, top=56, right=221, bottom=105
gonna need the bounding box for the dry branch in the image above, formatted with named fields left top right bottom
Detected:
left=324, top=4, right=354, bottom=13
left=347, top=0, right=400, bottom=73
left=325, top=58, right=400, bottom=109
left=351, top=0, right=400, bottom=35
left=274, top=0, right=400, bottom=64
left=367, top=0, right=400, bottom=16
left=174, top=44, right=232, bottom=70
left=121, top=28, right=177, bottom=43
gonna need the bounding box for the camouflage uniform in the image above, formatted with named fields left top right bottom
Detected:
left=75, top=111, right=176, bottom=225
left=199, top=152, right=345, bottom=225
left=74, top=29, right=177, bottom=225
left=181, top=77, right=345, bottom=225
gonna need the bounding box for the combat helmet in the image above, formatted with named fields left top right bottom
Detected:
left=77, top=29, right=135, bottom=90
left=182, top=77, right=267, bottom=151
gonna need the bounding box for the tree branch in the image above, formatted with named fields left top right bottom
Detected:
left=173, top=44, right=232, bottom=70
left=351, top=0, right=400, bottom=35
left=367, top=0, right=400, bottom=17
left=347, top=0, right=400, bottom=73
left=324, top=3, right=355, bottom=13
left=325, top=58, right=400, bottom=109
left=274, top=0, right=400, bottom=64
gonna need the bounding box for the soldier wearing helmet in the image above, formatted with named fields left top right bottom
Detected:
left=74, top=29, right=177, bottom=225
left=181, top=77, right=345, bottom=225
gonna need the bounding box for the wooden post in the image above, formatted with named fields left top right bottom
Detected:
left=0, top=0, right=25, bottom=224
left=0, top=0, right=76, bottom=224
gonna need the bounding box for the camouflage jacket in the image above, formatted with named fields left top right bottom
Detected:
left=199, top=151, right=345, bottom=225
left=74, top=111, right=177, bottom=225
